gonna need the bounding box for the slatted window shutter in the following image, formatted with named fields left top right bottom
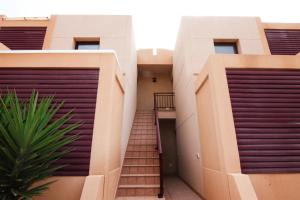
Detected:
left=265, top=29, right=300, bottom=55
left=227, top=68, right=300, bottom=173
left=0, top=27, right=47, bottom=50
left=0, top=69, right=99, bottom=176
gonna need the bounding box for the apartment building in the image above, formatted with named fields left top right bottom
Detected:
left=0, top=15, right=300, bottom=200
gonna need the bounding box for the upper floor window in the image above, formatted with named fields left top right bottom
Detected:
left=214, top=42, right=238, bottom=54
left=75, top=41, right=100, bottom=50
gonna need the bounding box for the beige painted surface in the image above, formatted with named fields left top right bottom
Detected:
left=0, top=42, right=9, bottom=50
left=196, top=78, right=221, bottom=171
left=228, top=174, right=257, bottom=200
left=173, top=17, right=268, bottom=196
left=256, top=18, right=271, bottom=55
left=0, top=16, right=49, bottom=27
left=194, top=54, right=300, bottom=199
left=43, top=15, right=57, bottom=50
left=80, top=175, right=104, bottom=200
left=48, top=15, right=137, bottom=162
left=250, top=174, right=300, bottom=200
left=33, top=177, right=85, bottom=200
left=0, top=51, right=125, bottom=200
left=263, top=22, right=300, bottom=29
left=106, top=168, right=122, bottom=200
left=158, top=111, right=176, bottom=119
left=137, top=49, right=172, bottom=65
left=137, top=73, right=173, bottom=110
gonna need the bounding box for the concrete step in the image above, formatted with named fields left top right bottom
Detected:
left=127, top=144, right=157, bottom=152
left=119, top=174, right=160, bottom=185
left=124, top=157, right=159, bottom=165
left=130, top=134, right=157, bottom=140
left=131, top=130, right=156, bottom=134
left=117, top=184, right=160, bottom=197
left=126, top=151, right=159, bottom=157
left=122, top=165, right=160, bottom=174
left=129, top=139, right=157, bottom=145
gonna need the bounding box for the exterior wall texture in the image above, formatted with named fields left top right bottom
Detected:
left=1, top=14, right=300, bottom=200
left=194, top=54, right=300, bottom=200
left=48, top=15, right=137, bottom=162
left=137, top=73, right=173, bottom=110
left=173, top=16, right=267, bottom=195
left=0, top=52, right=125, bottom=200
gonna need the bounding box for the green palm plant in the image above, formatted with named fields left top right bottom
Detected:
left=0, top=91, right=80, bottom=200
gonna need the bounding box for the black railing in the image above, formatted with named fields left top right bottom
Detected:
left=155, top=111, right=164, bottom=198
left=153, top=92, right=175, bottom=198
left=153, top=92, right=175, bottom=111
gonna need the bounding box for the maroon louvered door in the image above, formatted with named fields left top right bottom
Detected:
left=0, top=27, right=47, bottom=50
left=0, top=68, right=99, bottom=176
left=265, top=29, right=300, bottom=55
left=227, top=68, right=300, bottom=173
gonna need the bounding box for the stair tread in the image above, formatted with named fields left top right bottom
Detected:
left=125, top=157, right=159, bottom=159
left=121, top=174, right=160, bottom=177
left=124, top=164, right=159, bottom=167
left=118, top=184, right=160, bottom=188
left=127, top=149, right=158, bottom=153
left=130, top=138, right=157, bottom=140
left=128, top=144, right=157, bottom=146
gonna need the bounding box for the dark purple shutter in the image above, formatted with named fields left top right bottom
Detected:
left=227, top=68, right=300, bottom=173
left=0, top=68, right=99, bottom=176
left=0, top=27, right=47, bottom=50
left=265, top=29, right=300, bottom=55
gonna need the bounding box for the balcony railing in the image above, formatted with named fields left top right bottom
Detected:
left=153, top=92, right=175, bottom=111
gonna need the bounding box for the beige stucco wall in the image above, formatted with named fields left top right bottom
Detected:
left=137, top=49, right=173, bottom=110
left=173, top=17, right=267, bottom=195
left=0, top=42, right=10, bottom=50
left=0, top=51, right=126, bottom=200
left=48, top=15, right=137, bottom=162
left=137, top=49, right=172, bottom=65
left=194, top=54, right=300, bottom=199
left=250, top=174, right=300, bottom=200
left=137, top=73, right=173, bottom=110
left=34, top=177, right=86, bottom=200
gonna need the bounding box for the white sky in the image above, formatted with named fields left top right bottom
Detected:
left=1, top=0, right=300, bottom=49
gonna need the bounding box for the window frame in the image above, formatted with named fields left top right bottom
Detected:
left=75, top=41, right=100, bottom=50
left=214, top=41, right=238, bottom=54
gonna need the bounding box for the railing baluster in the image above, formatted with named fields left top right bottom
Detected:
left=153, top=92, right=175, bottom=111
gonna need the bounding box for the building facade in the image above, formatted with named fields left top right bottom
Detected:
left=0, top=15, right=300, bottom=200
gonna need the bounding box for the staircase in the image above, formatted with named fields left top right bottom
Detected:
left=116, top=110, right=160, bottom=197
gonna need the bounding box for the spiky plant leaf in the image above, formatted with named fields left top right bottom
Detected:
left=0, top=91, right=80, bottom=199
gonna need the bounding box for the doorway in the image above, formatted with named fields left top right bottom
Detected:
left=159, top=119, right=177, bottom=176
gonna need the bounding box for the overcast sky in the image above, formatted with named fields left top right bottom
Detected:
left=1, top=0, right=300, bottom=49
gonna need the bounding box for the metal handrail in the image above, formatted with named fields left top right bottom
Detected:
left=153, top=92, right=175, bottom=198
left=154, top=109, right=164, bottom=198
